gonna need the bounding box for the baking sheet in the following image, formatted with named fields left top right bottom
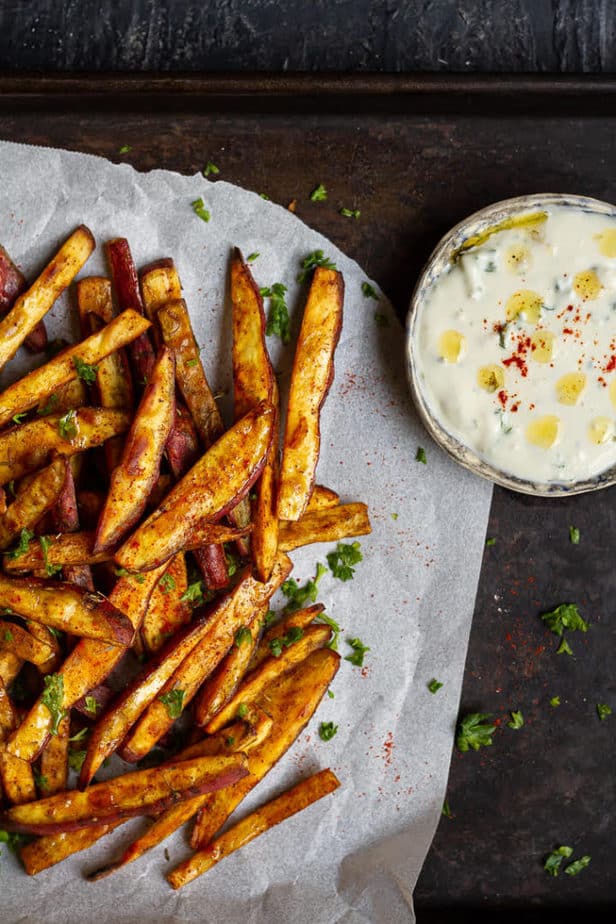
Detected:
left=0, top=140, right=493, bottom=923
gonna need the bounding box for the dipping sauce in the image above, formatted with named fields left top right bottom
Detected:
left=415, top=205, right=616, bottom=484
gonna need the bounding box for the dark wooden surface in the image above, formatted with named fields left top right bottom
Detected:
left=0, top=0, right=614, bottom=73
left=1, top=77, right=615, bottom=914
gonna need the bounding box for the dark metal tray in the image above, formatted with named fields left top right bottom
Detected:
left=1, top=74, right=615, bottom=919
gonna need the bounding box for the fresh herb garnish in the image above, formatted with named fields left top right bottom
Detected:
left=68, top=750, right=87, bottom=772
left=73, top=356, right=98, bottom=384
left=485, top=537, right=496, bottom=547
left=7, top=528, right=35, bottom=560
left=203, top=161, right=219, bottom=177
left=542, top=603, right=588, bottom=655
left=326, top=541, right=363, bottom=582
left=391, top=512, right=399, bottom=521
left=374, top=311, right=389, bottom=327
left=0, top=830, right=30, bottom=854
left=297, top=250, right=337, bottom=284
left=327, top=689, right=335, bottom=699
left=260, top=283, right=291, bottom=344
left=262, top=610, right=277, bottom=628
left=319, top=721, right=338, bottom=741
left=33, top=770, right=48, bottom=789
left=118, top=144, right=132, bottom=154
left=39, top=535, right=62, bottom=577
left=340, top=207, right=360, bottom=219
left=115, top=567, right=145, bottom=584
left=11, top=412, right=27, bottom=424
left=225, top=547, right=241, bottom=578
left=550, top=696, right=561, bottom=707
left=456, top=713, right=495, bottom=752
left=268, top=626, right=304, bottom=658
left=37, top=393, right=59, bottom=417
left=544, top=845, right=573, bottom=877
left=159, top=689, right=185, bottom=719
left=428, top=678, right=443, bottom=694
left=416, top=446, right=427, bottom=464
left=185, top=358, right=199, bottom=368
left=237, top=703, right=249, bottom=719
left=281, top=563, right=327, bottom=612
left=361, top=281, right=379, bottom=300
left=345, top=637, right=370, bottom=668
left=557, top=637, right=574, bottom=656
left=192, top=197, right=211, bottom=223
left=234, top=626, right=253, bottom=648
left=309, top=184, right=328, bottom=202
left=247, top=252, right=259, bottom=262
left=84, top=695, right=99, bottom=715
left=180, top=580, right=206, bottom=607
left=569, top=526, right=580, bottom=545
left=316, top=612, right=341, bottom=651
left=507, top=710, right=524, bottom=729
left=442, top=799, right=453, bottom=819
left=7, top=480, right=15, bottom=497
left=4, top=629, right=14, bottom=642
left=597, top=703, right=612, bottom=721
left=69, top=727, right=90, bottom=743
left=259, top=193, right=270, bottom=200
left=564, top=855, right=591, bottom=876
left=159, top=572, right=176, bottom=595
left=41, top=673, right=66, bottom=736
left=58, top=410, right=77, bottom=440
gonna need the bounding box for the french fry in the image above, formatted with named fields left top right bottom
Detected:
left=106, top=238, right=156, bottom=385
left=0, top=243, right=47, bottom=353
left=119, top=554, right=292, bottom=763
left=94, top=348, right=176, bottom=552
left=116, top=401, right=275, bottom=572
left=0, top=308, right=151, bottom=430
left=0, top=622, right=55, bottom=666
left=168, top=768, right=340, bottom=889
left=21, top=822, right=121, bottom=875
left=36, top=375, right=88, bottom=416
left=1, top=753, right=249, bottom=835
left=0, top=649, right=23, bottom=687
left=0, top=752, right=37, bottom=804
left=157, top=298, right=224, bottom=448
left=0, top=457, right=68, bottom=550
left=277, top=267, right=344, bottom=520
left=139, top=259, right=182, bottom=323
left=0, top=677, right=17, bottom=739
left=0, top=575, right=134, bottom=646
left=38, top=714, right=69, bottom=795
left=0, top=226, right=94, bottom=372
left=51, top=461, right=94, bottom=591
left=250, top=603, right=325, bottom=670
left=193, top=604, right=265, bottom=728
left=0, top=407, right=131, bottom=486
left=205, top=624, right=332, bottom=733
left=25, top=621, right=62, bottom=674
left=190, top=648, right=340, bottom=848
left=141, top=553, right=190, bottom=654
left=305, top=484, right=340, bottom=512
left=278, top=502, right=371, bottom=552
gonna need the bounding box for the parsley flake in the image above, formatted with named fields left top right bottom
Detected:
left=310, top=184, right=328, bottom=202
left=297, top=250, right=337, bottom=284
left=68, top=750, right=87, bottom=772
left=4, top=629, right=14, bottom=642
left=597, top=703, right=612, bottom=721
left=281, top=563, right=327, bottom=612
left=118, top=145, right=132, bottom=154
left=11, top=412, right=27, bottom=425
left=507, top=710, right=524, bottom=729
left=203, top=161, right=219, bottom=177
left=84, top=695, right=99, bottom=715
left=159, top=572, right=177, bottom=595
left=564, top=855, right=591, bottom=876
left=7, top=528, right=35, bottom=561
left=416, top=446, right=427, bottom=464
left=58, top=410, right=77, bottom=440
left=327, top=689, right=335, bottom=699
left=428, top=678, right=443, bottom=694
left=192, top=197, right=211, bottom=222
left=159, top=689, right=185, bottom=719
left=41, top=673, right=66, bottom=736
left=246, top=253, right=260, bottom=263
left=268, top=626, right=304, bottom=658
left=340, top=207, right=360, bottom=219
left=557, top=637, right=574, bottom=656
left=33, top=770, right=48, bottom=789
left=441, top=799, right=453, bottom=819
left=550, top=696, right=561, bottom=707
left=361, top=281, right=379, bottom=300
left=39, top=535, right=62, bottom=577
left=234, top=626, right=253, bottom=648
left=260, top=282, right=290, bottom=344
left=237, top=703, right=249, bottom=719
left=73, top=356, right=98, bottom=384
left=485, top=537, right=496, bottom=547
left=316, top=612, right=341, bottom=651
left=37, top=393, right=59, bottom=416
left=326, top=541, right=363, bottom=582
left=544, top=845, right=573, bottom=877
left=456, top=713, right=495, bottom=752
left=319, top=721, right=338, bottom=741
left=345, top=637, right=370, bottom=668
left=569, top=525, right=580, bottom=544
left=180, top=580, right=206, bottom=607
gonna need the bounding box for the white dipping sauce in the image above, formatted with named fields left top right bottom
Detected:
left=415, top=205, right=616, bottom=484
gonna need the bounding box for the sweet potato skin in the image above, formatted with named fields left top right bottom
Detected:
left=0, top=243, right=47, bottom=352
left=278, top=502, right=371, bottom=552
left=0, top=457, right=68, bottom=550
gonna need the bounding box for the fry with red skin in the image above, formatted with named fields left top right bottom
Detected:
left=0, top=226, right=94, bottom=373
left=140, top=258, right=182, bottom=321
left=106, top=238, right=156, bottom=385
left=5, top=564, right=167, bottom=763
left=278, top=502, right=371, bottom=552
left=119, top=554, right=292, bottom=762
left=277, top=267, right=344, bottom=520
left=1, top=753, right=249, bottom=835
left=95, top=348, right=176, bottom=552
left=0, top=458, right=67, bottom=550
left=0, top=308, right=150, bottom=430
left=51, top=462, right=94, bottom=591
left=39, top=714, right=69, bottom=795
left=141, top=553, right=190, bottom=654
left=169, top=768, right=340, bottom=889
left=191, top=648, right=340, bottom=848
left=0, top=622, right=55, bottom=666
left=0, top=243, right=47, bottom=352
left=116, top=401, right=275, bottom=572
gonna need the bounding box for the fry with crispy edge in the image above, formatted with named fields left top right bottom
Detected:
left=1, top=753, right=249, bottom=835
left=106, top=238, right=156, bottom=385
left=39, top=714, right=69, bottom=795
left=0, top=622, right=55, bottom=666
left=26, top=621, right=62, bottom=674
left=169, top=768, right=340, bottom=889
left=0, top=752, right=37, bottom=804
left=191, top=647, right=340, bottom=848
left=0, top=407, right=131, bottom=486
left=141, top=553, right=190, bottom=654
left=278, top=502, right=371, bottom=552
left=0, top=575, right=134, bottom=646
left=51, top=461, right=94, bottom=591
left=193, top=604, right=265, bottom=728
left=119, top=554, right=292, bottom=763
left=94, top=348, right=176, bottom=552
left=0, top=226, right=94, bottom=373
left=116, top=401, right=275, bottom=572
left=250, top=603, right=325, bottom=670
left=205, top=624, right=332, bottom=733
left=5, top=564, right=167, bottom=762
left=0, top=649, right=22, bottom=686
left=0, top=458, right=68, bottom=550
left=139, top=259, right=182, bottom=323
left=0, top=243, right=47, bottom=353
left=277, top=267, right=344, bottom=520
left=0, top=308, right=150, bottom=429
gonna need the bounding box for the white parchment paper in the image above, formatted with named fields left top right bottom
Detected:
left=0, top=140, right=493, bottom=923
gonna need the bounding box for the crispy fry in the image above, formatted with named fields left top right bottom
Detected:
left=116, top=401, right=275, bottom=572
left=120, top=554, right=292, bottom=762
left=141, top=553, right=190, bottom=654
left=0, top=243, right=47, bottom=353
left=278, top=502, right=371, bottom=552
left=193, top=604, right=264, bottom=728
left=191, top=648, right=340, bottom=848
left=0, top=677, right=17, bottom=739
left=139, top=259, right=182, bottom=323
left=0, top=752, right=37, bottom=804
left=39, top=714, right=69, bottom=795
left=51, top=461, right=94, bottom=590
left=305, top=485, right=340, bottom=512
left=0, top=308, right=150, bottom=429
left=36, top=375, right=88, bottom=416
left=0, top=575, right=134, bottom=646
left=205, top=624, right=332, bottom=733
left=106, top=238, right=156, bottom=385
left=0, top=621, right=55, bottom=666
left=1, top=753, right=249, bottom=835
left=0, top=649, right=23, bottom=687
left=250, top=603, right=325, bottom=670
left=94, top=348, right=176, bottom=552
left=169, top=768, right=340, bottom=889
left=277, top=267, right=344, bottom=520
left=0, top=407, right=131, bottom=486
left=0, top=458, right=68, bottom=550
left=5, top=565, right=166, bottom=762
left=0, top=226, right=94, bottom=373
left=252, top=390, right=279, bottom=580
left=25, top=621, right=62, bottom=674
left=21, top=822, right=121, bottom=875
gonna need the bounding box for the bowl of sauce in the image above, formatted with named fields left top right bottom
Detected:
left=407, top=193, right=616, bottom=495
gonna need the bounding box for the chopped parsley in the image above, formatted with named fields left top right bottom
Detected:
left=262, top=610, right=277, bottom=629
left=192, top=197, right=210, bottom=222
left=72, top=356, right=98, bottom=384
left=41, top=673, right=66, bottom=736
left=569, top=526, right=580, bottom=545
left=0, top=830, right=29, bottom=855
left=37, top=393, right=59, bottom=416
left=159, top=689, right=185, bottom=719
left=340, top=207, right=360, bottom=219
left=550, top=696, right=561, bottom=707
left=84, top=695, right=99, bottom=715
left=11, top=412, right=27, bottom=424
left=237, top=703, right=249, bottom=719
left=345, top=637, right=370, bottom=668
left=281, top=563, right=327, bottom=612
left=564, top=855, right=591, bottom=876
left=327, top=689, right=335, bottom=699
left=319, top=721, right=338, bottom=741
left=391, top=512, right=399, bottom=521
left=7, top=480, right=15, bottom=497
left=326, top=541, right=363, bottom=582
left=4, top=629, right=14, bottom=642
left=185, top=358, right=199, bottom=368
left=597, top=703, right=612, bottom=721
left=507, top=710, right=524, bottom=729
left=541, top=603, right=588, bottom=655
left=428, top=678, right=443, bottom=694
left=441, top=799, right=453, bottom=819
left=6, top=528, right=35, bottom=560
left=456, top=713, right=495, bottom=752
left=246, top=252, right=259, bottom=262
left=260, top=283, right=290, bottom=344
left=361, top=281, right=379, bottom=300
left=203, top=161, right=219, bottom=177
left=416, top=446, right=427, bottom=464
left=259, top=193, right=270, bottom=200
left=316, top=612, right=341, bottom=651
left=485, top=537, right=496, bottom=547
left=159, top=572, right=177, bottom=595
left=68, top=750, right=87, bottom=772
left=225, top=736, right=235, bottom=747
left=297, top=250, right=337, bottom=284
left=557, top=637, right=574, bottom=656
left=225, top=547, right=241, bottom=578
left=180, top=580, right=206, bottom=607
left=544, top=845, right=573, bottom=877
left=268, top=626, right=304, bottom=658
left=68, top=726, right=90, bottom=743
left=33, top=770, right=48, bottom=790
left=310, top=183, right=328, bottom=201
left=58, top=410, right=77, bottom=440
left=39, top=535, right=62, bottom=577
left=115, top=567, right=145, bottom=584
left=234, top=626, right=253, bottom=648
left=118, top=144, right=132, bottom=154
